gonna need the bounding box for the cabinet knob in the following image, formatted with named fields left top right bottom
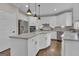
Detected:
left=35, top=41, right=37, bottom=45
left=12, top=31, right=15, bottom=33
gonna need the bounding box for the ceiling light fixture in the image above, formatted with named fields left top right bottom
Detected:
left=54, top=8, right=57, bottom=11
left=25, top=5, right=28, bottom=8
left=26, top=3, right=32, bottom=16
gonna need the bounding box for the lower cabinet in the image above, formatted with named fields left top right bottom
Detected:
left=46, top=33, right=51, bottom=47
left=28, top=35, right=39, bottom=56
left=39, top=34, right=46, bottom=49
left=10, top=32, right=52, bottom=56
left=39, top=33, right=51, bottom=49
left=28, top=33, right=51, bottom=56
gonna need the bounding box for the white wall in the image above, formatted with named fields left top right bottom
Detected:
left=0, top=4, right=28, bottom=52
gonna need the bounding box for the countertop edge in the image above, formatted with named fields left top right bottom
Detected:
left=63, top=39, right=79, bottom=41
left=9, top=31, right=52, bottom=39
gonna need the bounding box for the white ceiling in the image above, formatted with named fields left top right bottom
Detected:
left=11, top=3, right=75, bottom=16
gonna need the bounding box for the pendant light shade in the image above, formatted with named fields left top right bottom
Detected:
left=34, top=14, right=37, bottom=17
left=26, top=3, right=32, bottom=16
left=26, top=9, right=32, bottom=16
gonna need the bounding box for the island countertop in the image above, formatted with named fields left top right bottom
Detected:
left=9, top=31, right=53, bottom=39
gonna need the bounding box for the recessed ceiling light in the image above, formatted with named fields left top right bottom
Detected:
left=25, top=5, right=28, bottom=8
left=54, top=8, right=57, bottom=11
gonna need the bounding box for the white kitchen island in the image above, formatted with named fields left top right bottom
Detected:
left=9, top=31, right=52, bottom=56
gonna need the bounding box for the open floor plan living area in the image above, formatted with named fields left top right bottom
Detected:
left=0, top=3, right=79, bottom=56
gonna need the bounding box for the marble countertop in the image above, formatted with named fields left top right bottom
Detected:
left=9, top=31, right=52, bottom=39
left=62, top=31, right=79, bottom=40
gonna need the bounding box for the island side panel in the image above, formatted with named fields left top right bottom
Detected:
left=10, top=38, right=28, bottom=56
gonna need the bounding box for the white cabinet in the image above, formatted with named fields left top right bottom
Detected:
left=46, top=33, right=51, bottom=47
left=56, top=12, right=72, bottom=26
left=40, top=16, right=56, bottom=28
left=62, top=40, right=79, bottom=56
left=74, top=21, right=79, bottom=29
left=10, top=32, right=52, bottom=56
left=11, top=36, right=39, bottom=56
left=39, top=34, right=47, bottom=49
left=39, top=33, right=51, bottom=49
left=66, top=12, right=72, bottom=26
left=73, top=4, right=79, bottom=21
left=28, top=35, right=39, bottom=56
left=56, top=13, right=66, bottom=26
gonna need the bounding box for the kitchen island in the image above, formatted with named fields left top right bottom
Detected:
left=9, top=31, right=52, bottom=56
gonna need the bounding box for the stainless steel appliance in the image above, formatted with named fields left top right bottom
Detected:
left=30, top=26, right=36, bottom=32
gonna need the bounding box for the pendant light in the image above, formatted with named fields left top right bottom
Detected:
left=26, top=3, right=32, bottom=16
left=38, top=5, right=41, bottom=19
left=34, top=3, right=37, bottom=17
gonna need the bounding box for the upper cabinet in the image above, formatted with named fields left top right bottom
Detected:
left=40, top=16, right=56, bottom=28
left=73, top=4, right=79, bottom=21
left=73, top=4, right=79, bottom=29
left=56, top=13, right=66, bottom=26
left=66, top=12, right=72, bottom=26
left=56, top=12, right=72, bottom=26
left=39, top=11, right=72, bottom=28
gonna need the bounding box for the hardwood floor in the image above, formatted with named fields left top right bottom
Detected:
left=36, top=40, right=61, bottom=56
left=0, top=48, right=11, bottom=56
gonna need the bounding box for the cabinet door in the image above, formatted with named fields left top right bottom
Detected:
left=28, top=36, right=39, bottom=56
left=46, top=33, right=51, bottom=47
left=56, top=13, right=66, bottom=26
left=28, top=38, right=35, bottom=56
left=66, top=12, right=72, bottom=26
left=33, top=35, right=39, bottom=55
left=39, top=34, right=47, bottom=49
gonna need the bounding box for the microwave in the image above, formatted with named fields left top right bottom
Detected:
left=30, top=26, right=36, bottom=32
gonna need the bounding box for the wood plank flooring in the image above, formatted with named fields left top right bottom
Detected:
left=0, top=48, right=11, bottom=56
left=36, top=40, right=61, bottom=56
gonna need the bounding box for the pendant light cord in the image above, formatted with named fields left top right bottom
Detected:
left=38, top=5, right=40, bottom=17
left=28, top=3, right=30, bottom=9
left=35, top=3, right=36, bottom=14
